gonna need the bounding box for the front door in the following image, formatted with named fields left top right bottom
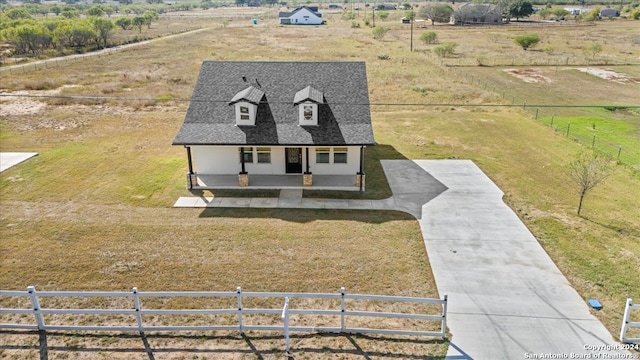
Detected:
left=285, top=148, right=302, bottom=174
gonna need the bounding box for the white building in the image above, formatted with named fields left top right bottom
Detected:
left=278, top=6, right=323, bottom=25
left=173, top=61, right=375, bottom=190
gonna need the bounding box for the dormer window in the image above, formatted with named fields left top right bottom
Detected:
left=229, top=86, right=264, bottom=126
left=294, top=85, right=323, bottom=126
left=240, top=106, right=250, bottom=120
left=303, top=105, right=313, bottom=120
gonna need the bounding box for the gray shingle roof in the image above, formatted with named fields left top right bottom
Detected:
left=173, top=61, right=375, bottom=146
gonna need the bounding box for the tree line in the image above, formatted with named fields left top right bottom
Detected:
left=1, top=8, right=159, bottom=57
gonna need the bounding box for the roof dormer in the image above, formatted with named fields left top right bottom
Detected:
left=294, top=86, right=323, bottom=126
left=229, top=86, right=264, bottom=126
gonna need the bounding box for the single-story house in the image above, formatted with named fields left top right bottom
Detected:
left=172, top=61, right=375, bottom=190
left=451, top=3, right=503, bottom=24
left=564, top=7, right=592, bottom=15
left=599, top=8, right=619, bottom=17
left=279, top=6, right=323, bottom=25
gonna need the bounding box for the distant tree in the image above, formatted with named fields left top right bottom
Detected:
left=3, top=23, right=53, bottom=55
left=372, top=25, right=387, bottom=40
left=104, top=6, right=115, bottom=17
left=404, top=10, right=416, bottom=20
left=143, top=10, right=157, bottom=29
left=51, top=5, right=62, bottom=15
left=115, top=16, right=132, bottom=30
left=87, top=5, right=104, bottom=17
left=200, top=0, right=212, bottom=9
left=537, top=8, right=551, bottom=20
left=377, top=11, right=389, bottom=20
left=419, top=31, right=437, bottom=44
left=567, top=151, right=614, bottom=215
left=508, top=0, right=534, bottom=21
left=6, top=7, right=33, bottom=19
left=432, top=41, right=457, bottom=57
left=60, top=9, right=79, bottom=18
left=552, top=8, right=569, bottom=20
left=514, top=33, right=539, bottom=50
left=581, top=6, right=600, bottom=21
left=418, top=3, right=453, bottom=25
left=132, top=15, right=145, bottom=32
left=587, top=43, right=602, bottom=60
left=91, top=17, right=113, bottom=48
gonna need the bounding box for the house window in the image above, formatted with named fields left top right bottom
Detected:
left=257, top=147, right=271, bottom=163
left=303, top=105, right=313, bottom=121
left=240, top=106, right=250, bottom=121
left=239, top=147, right=253, bottom=163
left=316, top=148, right=330, bottom=164
left=334, top=147, right=348, bottom=164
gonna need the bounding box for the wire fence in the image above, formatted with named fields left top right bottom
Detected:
left=443, top=64, right=640, bottom=172
left=0, top=27, right=204, bottom=75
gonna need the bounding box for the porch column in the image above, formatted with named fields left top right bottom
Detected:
left=185, top=146, right=197, bottom=189
left=239, top=147, right=248, bottom=187
left=303, top=147, right=312, bottom=187
left=356, top=145, right=365, bottom=192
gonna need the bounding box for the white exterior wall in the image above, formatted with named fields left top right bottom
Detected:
left=289, top=9, right=323, bottom=25
left=307, top=146, right=360, bottom=175
left=191, top=145, right=361, bottom=175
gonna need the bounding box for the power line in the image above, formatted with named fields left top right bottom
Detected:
left=1, top=93, right=638, bottom=109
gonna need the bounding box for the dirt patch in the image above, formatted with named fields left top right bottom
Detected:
left=575, top=68, right=640, bottom=84
left=504, top=68, right=552, bottom=83
left=0, top=85, right=82, bottom=118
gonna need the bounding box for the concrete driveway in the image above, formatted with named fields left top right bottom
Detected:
left=384, top=160, right=628, bottom=359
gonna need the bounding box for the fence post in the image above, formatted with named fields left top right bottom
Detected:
left=340, top=287, right=346, bottom=332
left=133, top=287, right=144, bottom=333
left=535, top=108, right=539, bottom=120
left=592, top=133, right=596, bottom=148
left=281, top=297, right=290, bottom=354
left=523, top=101, right=526, bottom=110
left=236, top=287, right=243, bottom=333
left=566, top=122, right=571, bottom=136
left=441, top=294, right=448, bottom=339
left=618, top=146, right=622, bottom=160
left=27, top=286, right=45, bottom=330
left=620, top=298, right=632, bottom=342
left=551, top=115, right=554, bottom=128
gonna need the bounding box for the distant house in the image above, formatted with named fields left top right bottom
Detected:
left=279, top=6, right=323, bottom=25
left=328, top=4, right=342, bottom=9
left=564, top=7, right=592, bottom=15
left=451, top=3, right=503, bottom=24
left=599, top=8, right=620, bottom=17
left=374, top=4, right=396, bottom=10
left=172, top=61, right=375, bottom=190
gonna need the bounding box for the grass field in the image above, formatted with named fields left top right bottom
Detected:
left=1, top=7, right=640, bottom=358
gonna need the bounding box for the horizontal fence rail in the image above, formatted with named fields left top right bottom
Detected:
left=620, top=298, right=640, bottom=344
left=1, top=286, right=448, bottom=351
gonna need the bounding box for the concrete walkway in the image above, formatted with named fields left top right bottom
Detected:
left=0, top=152, right=38, bottom=172
left=174, top=159, right=629, bottom=359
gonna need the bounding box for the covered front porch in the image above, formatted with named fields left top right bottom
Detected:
left=190, top=173, right=364, bottom=191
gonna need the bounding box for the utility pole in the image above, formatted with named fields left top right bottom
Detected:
left=410, top=16, right=413, bottom=51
